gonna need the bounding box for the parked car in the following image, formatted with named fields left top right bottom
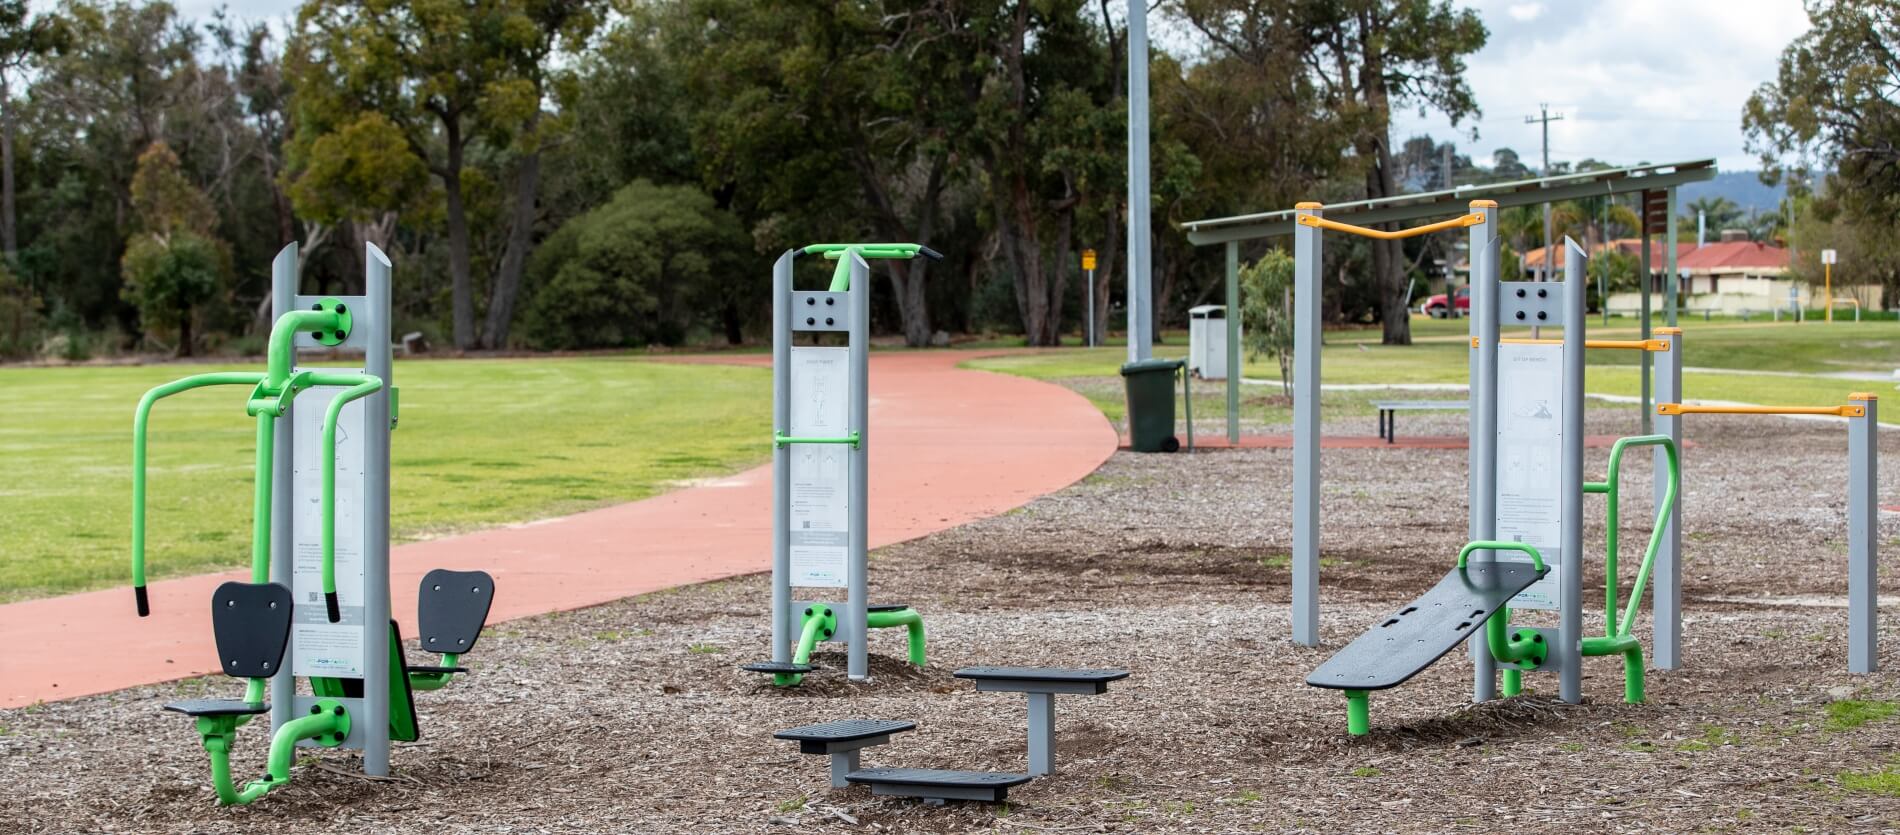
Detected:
left=1420, top=286, right=1470, bottom=318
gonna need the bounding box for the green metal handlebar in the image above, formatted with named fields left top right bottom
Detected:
left=774, top=432, right=861, bottom=449
left=798, top=243, right=942, bottom=292
left=131, top=372, right=269, bottom=616
left=310, top=373, right=384, bottom=623
left=1456, top=540, right=1546, bottom=572
left=1590, top=434, right=1680, bottom=638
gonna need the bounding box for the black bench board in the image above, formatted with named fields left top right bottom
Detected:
left=210, top=581, right=295, bottom=679
left=1307, top=561, right=1545, bottom=692
left=954, top=667, right=1129, bottom=695
left=416, top=569, right=495, bottom=655
left=776, top=719, right=915, bottom=745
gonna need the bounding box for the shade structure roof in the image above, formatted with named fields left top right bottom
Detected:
left=1183, top=159, right=1718, bottom=246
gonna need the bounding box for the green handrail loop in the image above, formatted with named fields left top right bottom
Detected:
left=1596, top=434, right=1680, bottom=639
left=311, top=373, right=385, bottom=623
left=1455, top=540, right=1545, bottom=572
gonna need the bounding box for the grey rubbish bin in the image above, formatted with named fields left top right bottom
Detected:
left=1120, top=358, right=1185, bottom=452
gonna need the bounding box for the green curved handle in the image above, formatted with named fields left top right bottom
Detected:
left=1456, top=540, right=1545, bottom=572
left=307, top=373, right=384, bottom=623
left=131, top=372, right=268, bottom=615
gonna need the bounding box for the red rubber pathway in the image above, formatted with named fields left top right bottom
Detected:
left=0, top=351, right=1117, bottom=708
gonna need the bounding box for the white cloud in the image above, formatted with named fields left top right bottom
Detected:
left=1506, top=3, right=1544, bottom=22
left=1392, top=0, right=1812, bottom=172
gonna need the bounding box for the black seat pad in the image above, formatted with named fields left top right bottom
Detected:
left=417, top=569, right=495, bottom=655
left=163, top=699, right=270, bottom=717
left=210, top=582, right=294, bottom=679
left=1307, top=561, right=1546, bottom=692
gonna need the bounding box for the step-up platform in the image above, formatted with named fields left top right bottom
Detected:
left=776, top=719, right=915, bottom=787
left=1308, top=561, right=1545, bottom=692
left=846, top=768, right=1033, bottom=805
left=954, top=666, right=1129, bottom=776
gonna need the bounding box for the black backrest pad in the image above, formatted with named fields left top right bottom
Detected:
left=417, top=569, right=495, bottom=655
left=210, top=581, right=294, bottom=679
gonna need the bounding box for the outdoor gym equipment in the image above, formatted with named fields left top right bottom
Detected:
left=1654, top=395, right=1881, bottom=673
left=775, top=666, right=1128, bottom=804
left=743, top=243, right=939, bottom=686
left=130, top=244, right=496, bottom=804
left=1299, top=203, right=1685, bottom=734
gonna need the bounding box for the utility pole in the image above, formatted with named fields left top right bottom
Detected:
left=1126, top=0, right=1153, bottom=362
left=1526, top=104, right=1564, bottom=282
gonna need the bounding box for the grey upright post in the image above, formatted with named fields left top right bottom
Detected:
left=847, top=253, right=871, bottom=681
left=1027, top=692, right=1056, bottom=776
left=770, top=252, right=793, bottom=665
left=1848, top=393, right=1879, bottom=673
left=1291, top=202, right=1323, bottom=646
left=1665, top=188, right=1680, bottom=328
left=362, top=243, right=394, bottom=775
left=1125, top=1, right=1153, bottom=363
left=1558, top=239, right=1587, bottom=704
left=1469, top=200, right=1499, bottom=701
left=1653, top=326, right=1684, bottom=669
left=269, top=244, right=296, bottom=733
left=1640, top=201, right=1653, bottom=435
left=1226, top=241, right=1241, bottom=444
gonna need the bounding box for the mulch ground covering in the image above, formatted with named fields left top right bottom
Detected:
left=4, top=408, right=1898, bottom=833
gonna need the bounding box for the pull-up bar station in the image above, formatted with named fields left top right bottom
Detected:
left=1655, top=394, right=1881, bottom=673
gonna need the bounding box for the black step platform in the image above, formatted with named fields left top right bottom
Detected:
left=405, top=665, right=469, bottom=675
left=847, top=768, right=1033, bottom=804
left=1307, top=561, right=1546, bottom=692
left=866, top=603, right=911, bottom=613
left=954, top=666, right=1129, bottom=694
left=162, top=699, right=270, bottom=717
left=776, top=719, right=916, bottom=750
left=742, top=661, right=815, bottom=674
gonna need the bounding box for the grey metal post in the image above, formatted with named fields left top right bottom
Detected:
left=1848, top=393, right=1879, bottom=673
left=1468, top=200, right=1499, bottom=701
left=1027, top=692, right=1056, bottom=776
left=1641, top=205, right=1653, bottom=435
left=1666, top=188, right=1680, bottom=327
left=268, top=244, right=296, bottom=733
left=847, top=254, right=871, bottom=680
left=1085, top=266, right=1095, bottom=347
left=770, top=252, right=793, bottom=664
left=1226, top=241, right=1241, bottom=444
left=1558, top=239, right=1587, bottom=705
left=1653, top=327, right=1684, bottom=669
left=1125, top=0, right=1153, bottom=363
left=830, top=750, right=860, bottom=788
left=1291, top=203, right=1323, bottom=646
left=362, top=243, right=394, bottom=775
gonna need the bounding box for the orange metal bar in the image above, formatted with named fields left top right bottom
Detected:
left=1296, top=212, right=1483, bottom=240
left=1657, top=402, right=1864, bottom=418
left=1470, top=337, right=1670, bottom=351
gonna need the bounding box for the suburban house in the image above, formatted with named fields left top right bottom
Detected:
left=1518, top=231, right=1880, bottom=316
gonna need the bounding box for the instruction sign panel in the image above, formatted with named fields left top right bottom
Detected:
left=1496, top=342, right=1562, bottom=609
left=788, top=347, right=851, bottom=588
left=290, top=376, right=369, bottom=677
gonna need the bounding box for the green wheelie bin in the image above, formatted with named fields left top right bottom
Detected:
left=1120, top=358, right=1185, bottom=452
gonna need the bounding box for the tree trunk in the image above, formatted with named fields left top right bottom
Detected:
left=482, top=143, right=541, bottom=350
left=177, top=311, right=193, bottom=358
left=883, top=259, right=933, bottom=346
left=2, top=73, right=16, bottom=266
left=1092, top=198, right=1122, bottom=345
left=443, top=122, right=476, bottom=350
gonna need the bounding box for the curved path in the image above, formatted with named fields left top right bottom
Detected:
left=0, top=351, right=1117, bottom=707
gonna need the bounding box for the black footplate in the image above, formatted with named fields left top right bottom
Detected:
left=1307, top=561, right=1546, bottom=692
left=162, top=699, right=270, bottom=717
left=776, top=719, right=915, bottom=750
left=743, top=661, right=815, bottom=674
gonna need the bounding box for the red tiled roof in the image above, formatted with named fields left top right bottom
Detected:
left=1520, top=239, right=1692, bottom=269
left=1677, top=240, right=1789, bottom=271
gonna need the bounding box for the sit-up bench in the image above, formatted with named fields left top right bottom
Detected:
left=1371, top=399, right=1469, bottom=444
left=953, top=667, right=1129, bottom=776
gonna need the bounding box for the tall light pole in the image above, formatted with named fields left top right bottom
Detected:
left=1526, top=104, right=1563, bottom=282
left=1126, top=0, right=1153, bottom=362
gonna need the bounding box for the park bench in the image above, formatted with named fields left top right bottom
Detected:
left=1371, top=400, right=1469, bottom=444
left=778, top=666, right=1129, bottom=805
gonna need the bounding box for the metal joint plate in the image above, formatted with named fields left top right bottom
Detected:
left=791, top=292, right=851, bottom=332
left=1500, top=281, right=1564, bottom=325
left=292, top=294, right=371, bottom=350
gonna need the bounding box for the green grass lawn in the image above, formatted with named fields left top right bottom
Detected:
left=0, top=357, right=770, bottom=602
left=968, top=316, right=1898, bottom=426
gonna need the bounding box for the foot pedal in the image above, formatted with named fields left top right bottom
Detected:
left=742, top=661, right=814, bottom=674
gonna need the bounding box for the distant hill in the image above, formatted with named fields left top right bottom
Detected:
left=1677, top=170, right=1786, bottom=216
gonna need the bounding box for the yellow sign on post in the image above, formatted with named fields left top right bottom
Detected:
left=1822, top=248, right=1838, bottom=322
left=1081, top=249, right=1097, bottom=271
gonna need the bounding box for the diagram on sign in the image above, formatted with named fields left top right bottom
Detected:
left=788, top=347, right=851, bottom=587
left=1496, top=343, right=1563, bottom=609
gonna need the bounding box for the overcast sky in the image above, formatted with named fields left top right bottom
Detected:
left=112, top=0, right=1807, bottom=172
left=1389, top=0, right=1811, bottom=172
